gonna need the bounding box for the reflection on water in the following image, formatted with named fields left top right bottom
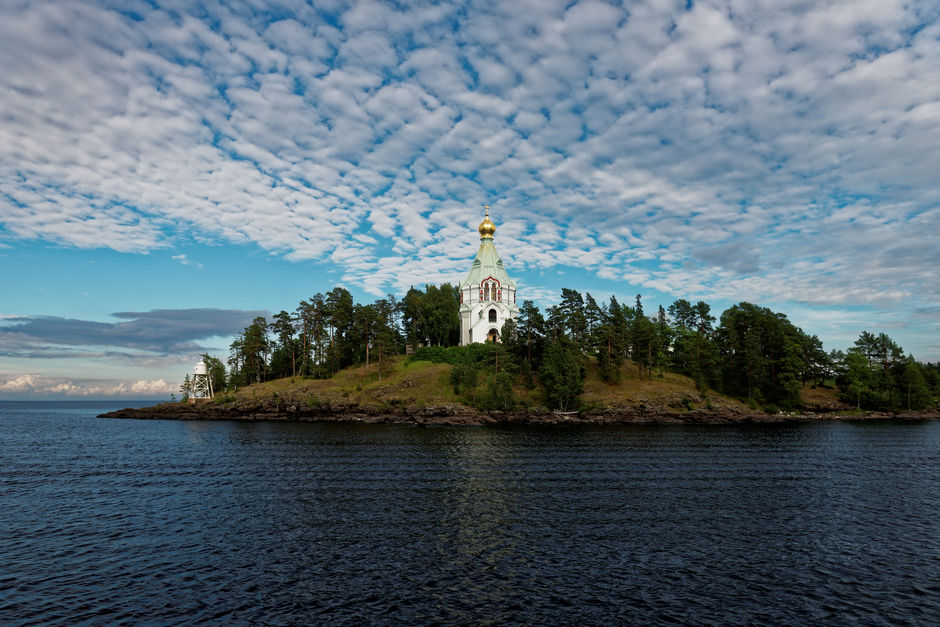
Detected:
left=435, top=430, right=529, bottom=621
left=2, top=405, right=940, bottom=624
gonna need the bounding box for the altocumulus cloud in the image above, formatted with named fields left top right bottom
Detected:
left=0, top=0, right=938, bottom=310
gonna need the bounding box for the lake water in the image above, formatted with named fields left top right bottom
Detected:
left=2, top=401, right=939, bottom=624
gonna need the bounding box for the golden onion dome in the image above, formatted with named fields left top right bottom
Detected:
left=478, top=205, right=496, bottom=239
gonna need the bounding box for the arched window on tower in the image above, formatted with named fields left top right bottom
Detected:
left=489, top=309, right=497, bottom=323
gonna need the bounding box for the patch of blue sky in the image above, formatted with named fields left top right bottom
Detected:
left=1, top=239, right=331, bottom=319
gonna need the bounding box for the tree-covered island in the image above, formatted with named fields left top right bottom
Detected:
left=105, top=284, right=940, bottom=424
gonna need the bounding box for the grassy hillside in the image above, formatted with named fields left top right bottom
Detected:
left=214, top=357, right=459, bottom=410
left=212, top=355, right=752, bottom=413
left=580, top=359, right=746, bottom=412
left=800, top=383, right=850, bottom=411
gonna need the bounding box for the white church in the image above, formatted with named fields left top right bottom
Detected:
left=459, top=206, right=519, bottom=345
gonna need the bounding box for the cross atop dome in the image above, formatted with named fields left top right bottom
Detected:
left=478, top=203, right=496, bottom=239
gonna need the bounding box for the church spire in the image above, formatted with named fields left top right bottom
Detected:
left=478, top=203, right=496, bottom=240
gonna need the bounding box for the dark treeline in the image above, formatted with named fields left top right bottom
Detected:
left=225, top=285, right=458, bottom=386
left=200, top=284, right=938, bottom=412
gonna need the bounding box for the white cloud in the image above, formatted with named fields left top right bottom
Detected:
left=0, top=0, right=938, bottom=358
left=0, top=374, right=174, bottom=398
left=171, top=254, right=203, bottom=268
left=0, top=374, right=38, bottom=394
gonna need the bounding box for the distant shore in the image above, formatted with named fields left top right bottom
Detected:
left=98, top=400, right=940, bottom=426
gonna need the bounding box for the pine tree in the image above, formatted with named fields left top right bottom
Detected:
left=901, top=358, right=932, bottom=411
left=180, top=373, right=192, bottom=400
left=540, top=339, right=585, bottom=411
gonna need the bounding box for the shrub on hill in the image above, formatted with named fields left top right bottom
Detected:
left=411, top=343, right=497, bottom=365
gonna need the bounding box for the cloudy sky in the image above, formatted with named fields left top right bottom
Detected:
left=1, top=0, right=938, bottom=398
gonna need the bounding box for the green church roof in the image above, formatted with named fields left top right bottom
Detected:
left=460, top=237, right=516, bottom=289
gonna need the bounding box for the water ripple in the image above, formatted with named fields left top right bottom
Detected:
left=2, top=404, right=939, bottom=624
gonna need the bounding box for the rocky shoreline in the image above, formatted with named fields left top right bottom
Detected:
left=98, top=400, right=939, bottom=426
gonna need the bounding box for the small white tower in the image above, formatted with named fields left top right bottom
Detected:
left=190, top=359, right=213, bottom=402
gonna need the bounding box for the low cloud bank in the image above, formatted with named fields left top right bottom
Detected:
left=0, top=374, right=175, bottom=399
left=0, top=308, right=267, bottom=359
